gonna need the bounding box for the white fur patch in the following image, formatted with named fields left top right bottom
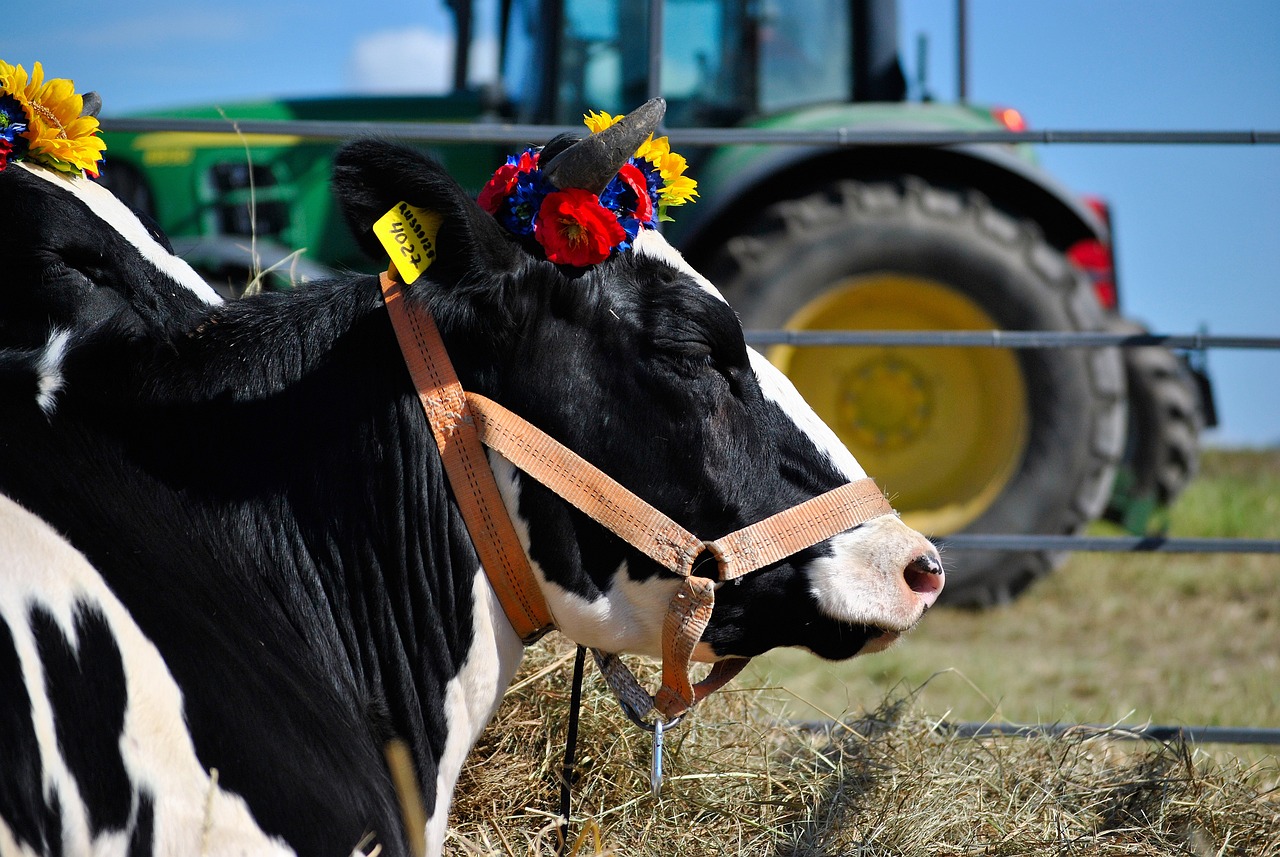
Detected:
left=428, top=568, right=523, bottom=855
left=17, top=162, right=223, bottom=306
left=487, top=454, right=679, bottom=658
left=631, top=230, right=866, bottom=482
left=35, top=330, right=71, bottom=416
left=632, top=229, right=727, bottom=301
left=540, top=560, right=680, bottom=659
left=747, top=345, right=867, bottom=482
left=0, top=494, right=294, bottom=855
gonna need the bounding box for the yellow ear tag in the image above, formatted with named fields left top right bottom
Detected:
left=374, top=202, right=443, bottom=285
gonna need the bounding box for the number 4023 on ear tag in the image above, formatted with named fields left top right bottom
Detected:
left=374, top=202, right=443, bottom=285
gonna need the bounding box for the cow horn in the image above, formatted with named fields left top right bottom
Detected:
left=80, top=92, right=102, bottom=119
left=541, top=97, right=666, bottom=194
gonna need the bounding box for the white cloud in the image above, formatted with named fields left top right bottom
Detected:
left=346, top=28, right=455, bottom=94
left=346, top=28, right=501, bottom=94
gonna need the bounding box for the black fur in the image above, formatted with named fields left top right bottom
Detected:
left=127, top=791, right=155, bottom=857
left=0, top=615, right=56, bottom=853
left=32, top=602, right=132, bottom=834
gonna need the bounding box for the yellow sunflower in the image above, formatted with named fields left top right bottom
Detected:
left=659, top=173, right=699, bottom=207
left=647, top=145, right=697, bottom=207
left=0, top=61, right=106, bottom=176
left=635, top=132, right=667, bottom=164
left=583, top=109, right=623, bottom=134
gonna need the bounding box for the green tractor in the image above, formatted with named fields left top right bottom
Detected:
left=98, top=0, right=1212, bottom=605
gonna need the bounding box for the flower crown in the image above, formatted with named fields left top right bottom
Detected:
left=477, top=110, right=698, bottom=267
left=0, top=60, right=106, bottom=177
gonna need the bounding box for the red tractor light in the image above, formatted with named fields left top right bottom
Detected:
left=991, top=106, right=1028, bottom=132
left=1067, top=237, right=1118, bottom=311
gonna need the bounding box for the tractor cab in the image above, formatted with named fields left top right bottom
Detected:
left=486, top=0, right=907, bottom=126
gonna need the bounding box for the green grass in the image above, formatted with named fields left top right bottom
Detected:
left=743, top=448, right=1280, bottom=732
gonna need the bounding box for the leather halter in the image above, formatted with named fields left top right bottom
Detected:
left=379, top=269, right=896, bottom=720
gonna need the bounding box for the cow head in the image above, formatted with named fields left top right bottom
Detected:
left=334, top=111, right=942, bottom=668
left=0, top=160, right=220, bottom=348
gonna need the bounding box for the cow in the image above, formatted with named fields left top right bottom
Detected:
left=0, top=106, right=943, bottom=857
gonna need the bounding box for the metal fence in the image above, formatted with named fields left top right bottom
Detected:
left=101, top=115, right=1280, bottom=149
left=96, top=8, right=1280, bottom=744
left=794, top=720, right=1280, bottom=747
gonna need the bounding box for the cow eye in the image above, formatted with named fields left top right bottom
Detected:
left=653, top=332, right=710, bottom=359
left=679, top=341, right=715, bottom=361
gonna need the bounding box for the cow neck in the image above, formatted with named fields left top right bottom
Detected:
left=379, top=269, right=896, bottom=722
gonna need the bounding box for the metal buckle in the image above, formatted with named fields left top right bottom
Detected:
left=651, top=718, right=666, bottom=796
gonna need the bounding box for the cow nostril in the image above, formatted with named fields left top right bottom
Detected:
left=904, top=553, right=944, bottom=603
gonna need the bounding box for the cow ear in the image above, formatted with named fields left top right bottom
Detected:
left=332, top=139, right=520, bottom=282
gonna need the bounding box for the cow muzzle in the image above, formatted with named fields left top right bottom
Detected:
left=904, top=550, right=945, bottom=609
left=806, top=518, right=944, bottom=637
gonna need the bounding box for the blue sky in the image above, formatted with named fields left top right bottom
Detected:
left=4, top=0, right=1278, bottom=445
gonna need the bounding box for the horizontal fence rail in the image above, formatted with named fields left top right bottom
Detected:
left=99, top=117, right=1280, bottom=148
left=792, top=720, right=1280, bottom=746
left=749, top=327, right=1279, bottom=556
left=936, top=534, right=1280, bottom=554
left=744, top=329, right=1280, bottom=350
left=946, top=722, right=1280, bottom=746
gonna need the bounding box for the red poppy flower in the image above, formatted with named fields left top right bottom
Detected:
left=616, top=162, right=653, bottom=223
left=478, top=164, right=517, bottom=213
left=535, top=188, right=626, bottom=266
left=478, top=150, right=539, bottom=214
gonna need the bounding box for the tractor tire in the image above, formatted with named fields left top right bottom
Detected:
left=707, top=178, right=1126, bottom=606
left=1103, top=319, right=1203, bottom=530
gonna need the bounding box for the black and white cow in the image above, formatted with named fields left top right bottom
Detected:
left=0, top=129, right=942, bottom=856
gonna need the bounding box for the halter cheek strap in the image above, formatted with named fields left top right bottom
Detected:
left=381, top=271, right=554, bottom=642
left=379, top=269, right=895, bottom=721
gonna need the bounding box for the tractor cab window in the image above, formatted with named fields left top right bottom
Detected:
left=502, top=0, right=755, bottom=125
left=661, top=0, right=752, bottom=125
left=502, top=0, right=850, bottom=125
left=565, top=0, right=653, bottom=118
left=757, top=0, right=852, bottom=112
left=503, top=0, right=651, bottom=122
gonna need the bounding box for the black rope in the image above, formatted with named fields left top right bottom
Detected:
left=557, top=645, right=588, bottom=857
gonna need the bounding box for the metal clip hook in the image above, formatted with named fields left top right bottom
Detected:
left=650, top=718, right=665, bottom=797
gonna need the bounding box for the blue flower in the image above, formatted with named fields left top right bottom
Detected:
left=500, top=167, right=553, bottom=237
left=0, top=93, right=29, bottom=144
left=0, top=94, right=29, bottom=171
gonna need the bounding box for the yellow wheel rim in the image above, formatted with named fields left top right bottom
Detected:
left=768, top=274, right=1029, bottom=535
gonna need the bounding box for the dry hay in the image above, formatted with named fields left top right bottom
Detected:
left=448, top=639, right=1280, bottom=856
